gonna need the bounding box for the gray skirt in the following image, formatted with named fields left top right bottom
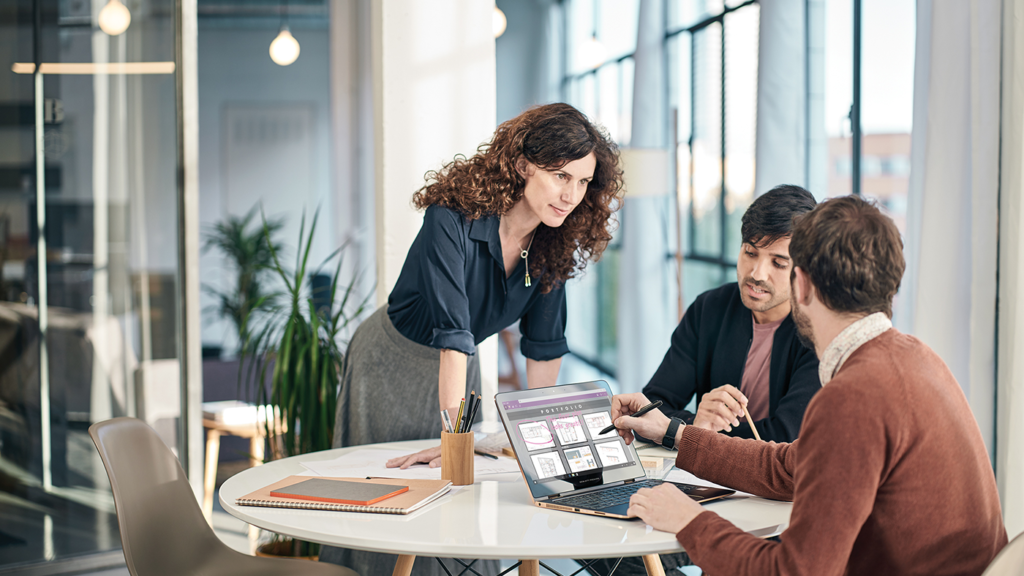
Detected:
left=320, top=305, right=498, bottom=576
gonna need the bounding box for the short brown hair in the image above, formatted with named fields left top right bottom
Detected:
left=789, top=195, right=905, bottom=317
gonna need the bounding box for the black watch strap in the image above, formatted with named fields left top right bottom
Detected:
left=662, top=417, right=683, bottom=450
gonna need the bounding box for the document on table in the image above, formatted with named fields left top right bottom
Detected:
left=299, top=448, right=521, bottom=479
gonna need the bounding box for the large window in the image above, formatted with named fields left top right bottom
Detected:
left=558, top=0, right=917, bottom=378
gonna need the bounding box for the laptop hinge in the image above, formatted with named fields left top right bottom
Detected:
left=541, top=480, right=628, bottom=502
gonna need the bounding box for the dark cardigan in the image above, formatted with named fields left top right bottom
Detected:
left=642, top=282, right=821, bottom=442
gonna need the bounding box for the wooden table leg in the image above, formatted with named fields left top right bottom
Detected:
left=642, top=554, right=666, bottom=576
left=392, top=554, right=415, bottom=576
left=202, top=429, right=221, bottom=523
left=519, top=559, right=539, bottom=576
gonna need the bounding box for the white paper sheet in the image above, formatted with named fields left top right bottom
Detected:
left=298, top=448, right=521, bottom=479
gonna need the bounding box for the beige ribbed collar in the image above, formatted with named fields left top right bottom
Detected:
left=819, top=312, right=892, bottom=385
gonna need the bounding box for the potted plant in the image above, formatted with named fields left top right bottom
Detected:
left=202, top=206, right=284, bottom=356
left=240, top=207, right=368, bottom=558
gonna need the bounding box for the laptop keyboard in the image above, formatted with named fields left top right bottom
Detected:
left=550, top=479, right=693, bottom=510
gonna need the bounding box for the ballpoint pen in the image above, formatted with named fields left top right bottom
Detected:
left=599, top=400, right=664, bottom=435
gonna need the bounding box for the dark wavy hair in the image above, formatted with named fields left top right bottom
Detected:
left=412, top=103, right=624, bottom=293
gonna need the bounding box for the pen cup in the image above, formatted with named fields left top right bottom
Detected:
left=441, top=431, right=474, bottom=486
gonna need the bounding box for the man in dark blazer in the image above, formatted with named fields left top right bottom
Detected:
left=643, top=185, right=821, bottom=443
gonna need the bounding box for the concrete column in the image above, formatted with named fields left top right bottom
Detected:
left=371, top=0, right=498, bottom=416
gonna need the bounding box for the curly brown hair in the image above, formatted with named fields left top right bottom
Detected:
left=412, top=103, right=624, bottom=293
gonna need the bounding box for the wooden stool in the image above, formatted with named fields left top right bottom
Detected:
left=202, top=419, right=266, bottom=522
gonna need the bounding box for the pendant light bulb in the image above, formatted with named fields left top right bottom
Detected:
left=579, top=34, right=607, bottom=70
left=493, top=7, right=507, bottom=39
left=98, top=0, right=131, bottom=36
left=269, top=26, right=301, bottom=66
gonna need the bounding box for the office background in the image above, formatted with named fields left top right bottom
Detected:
left=0, top=0, right=1022, bottom=573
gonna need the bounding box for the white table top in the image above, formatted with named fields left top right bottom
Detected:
left=219, top=439, right=792, bottom=560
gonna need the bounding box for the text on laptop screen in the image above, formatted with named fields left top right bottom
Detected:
left=500, top=387, right=638, bottom=488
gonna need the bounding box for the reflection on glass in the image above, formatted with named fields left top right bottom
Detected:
left=0, top=0, right=180, bottom=569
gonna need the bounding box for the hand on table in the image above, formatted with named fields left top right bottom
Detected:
left=628, top=483, right=705, bottom=534
left=386, top=445, right=442, bottom=469
left=610, top=393, right=671, bottom=445
left=693, top=384, right=748, bottom=433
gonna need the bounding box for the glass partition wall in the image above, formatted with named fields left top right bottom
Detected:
left=0, top=0, right=182, bottom=569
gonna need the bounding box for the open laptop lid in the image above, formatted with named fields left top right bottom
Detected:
left=495, top=381, right=648, bottom=500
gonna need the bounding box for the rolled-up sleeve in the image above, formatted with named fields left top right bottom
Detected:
left=519, top=283, right=569, bottom=361
left=419, top=207, right=476, bottom=355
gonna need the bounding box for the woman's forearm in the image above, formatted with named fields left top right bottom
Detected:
left=526, top=357, right=561, bottom=389
left=439, top=349, right=468, bottom=414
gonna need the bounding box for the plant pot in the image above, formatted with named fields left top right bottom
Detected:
left=255, top=539, right=319, bottom=561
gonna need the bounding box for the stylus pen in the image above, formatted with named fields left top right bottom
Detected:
left=599, top=400, right=664, bottom=435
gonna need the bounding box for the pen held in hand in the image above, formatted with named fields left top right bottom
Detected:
left=600, top=400, right=664, bottom=435
left=474, top=450, right=498, bottom=460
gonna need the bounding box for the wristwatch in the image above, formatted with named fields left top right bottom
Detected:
left=662, top=417, right=684, bottom=450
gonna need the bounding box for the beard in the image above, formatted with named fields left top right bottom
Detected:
left=790, top=296, right=817, bottom=352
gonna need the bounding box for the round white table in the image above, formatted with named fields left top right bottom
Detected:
left=220, top=440, right=792, bottom=576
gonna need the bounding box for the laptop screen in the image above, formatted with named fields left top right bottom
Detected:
left=496, top=381, right=648, bottom=499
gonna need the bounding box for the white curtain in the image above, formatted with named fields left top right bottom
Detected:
left=905, top=0, right=1024, bottom=537
left=617, top=0, right=673, bottom=392
left=904, top=0, right=999, bottom=456
left=997, top=0, right=1024, bottom=541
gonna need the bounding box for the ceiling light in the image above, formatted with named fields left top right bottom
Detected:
left=579, top=34, right=608, bottom=70
left=98, top=0, right=131, bottom=36
left=269, top=26, right=300, bottom=66
left=493, top=7, right=507, bottom=39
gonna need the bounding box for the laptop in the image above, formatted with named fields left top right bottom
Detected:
left=495, top=381, right=733, bottom=519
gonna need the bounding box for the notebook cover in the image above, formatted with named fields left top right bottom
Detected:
left=270, top=478, right=409, bottom=506
left=236, top=476, right=451, bottom=515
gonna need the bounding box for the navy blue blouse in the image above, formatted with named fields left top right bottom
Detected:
left=387, top=205, right=569, bottom=361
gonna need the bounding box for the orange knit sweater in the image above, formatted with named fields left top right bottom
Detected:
left=675, top=329, right=1007, bottom=576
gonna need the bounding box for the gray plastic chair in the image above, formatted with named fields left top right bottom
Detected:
left=983, top=531, right=1024, bottom=576
left=89, top=417, right=358, bottom=576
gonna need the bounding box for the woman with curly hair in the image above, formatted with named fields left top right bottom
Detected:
left=322, top=102, right=621, bottom=573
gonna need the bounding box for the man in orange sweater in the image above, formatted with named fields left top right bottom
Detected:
left=611, top=195, right=1007, bottom=575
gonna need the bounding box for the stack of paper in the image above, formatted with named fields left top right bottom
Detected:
left=202, top=400, right=270, bottom=426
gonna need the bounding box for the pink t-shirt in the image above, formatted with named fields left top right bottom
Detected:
left=740, top=315, right=785, bottom=421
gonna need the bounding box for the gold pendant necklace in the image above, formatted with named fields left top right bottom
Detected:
left=516, top=230, right=536, bottom=288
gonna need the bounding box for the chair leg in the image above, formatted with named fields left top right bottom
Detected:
left=203, top=429, right=221, bottom=524
left=641, top=554, right=666, bottom=576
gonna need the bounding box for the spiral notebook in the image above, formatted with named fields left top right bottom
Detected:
left=236, top=476, right=452, bottom=515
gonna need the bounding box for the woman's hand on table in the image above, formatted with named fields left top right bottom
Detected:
left=386, top=445, right=442, bottom=469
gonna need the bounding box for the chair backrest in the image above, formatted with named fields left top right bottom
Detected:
left=983, top=531, right=1024, bottom=576
left=89, top=417, right=227, bottom=576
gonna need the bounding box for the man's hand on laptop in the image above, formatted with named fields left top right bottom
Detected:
left=693, top=384, right=749, bottom=433
left=611, top=393, right=671, bottom=445
left=628, top=482, right=704, bottom=534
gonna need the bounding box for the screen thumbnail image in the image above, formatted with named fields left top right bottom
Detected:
left=583, top=411, right=615, bottom=440
left=552, top=415, right=585, bottom=446
left=518, top=420, right=555, bottom=451
left=530, top=452, right=567, bottom=479
left=563, top=446, right=598, bottom=473
left=595, top=441, right=628, bottom=467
